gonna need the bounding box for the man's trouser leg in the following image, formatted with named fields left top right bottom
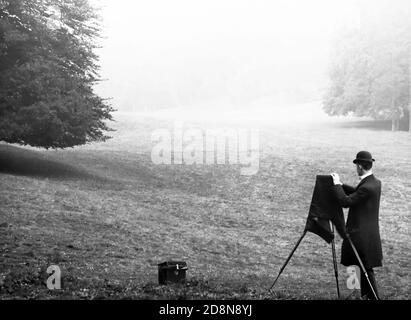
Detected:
left=360, top=268, right=379, bottom=300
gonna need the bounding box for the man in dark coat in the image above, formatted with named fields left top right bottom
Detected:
left=331, top=151, right=383, bottom=300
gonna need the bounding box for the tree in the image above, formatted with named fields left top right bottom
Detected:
left=0, top=0, right=114, bottom=148
left=323, top=2, right=411, bottom=132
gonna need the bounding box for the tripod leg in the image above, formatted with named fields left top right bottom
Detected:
left=346, top=235, right=379, bottom=300
left=269, top=230, right=307, bottom=292
left=330, top=223, right=340, bottom=299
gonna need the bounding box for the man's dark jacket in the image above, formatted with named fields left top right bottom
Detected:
left=333, top=174, right=383, bottom=269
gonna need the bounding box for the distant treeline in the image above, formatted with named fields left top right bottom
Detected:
left=323, top=2, right=411, bottom=132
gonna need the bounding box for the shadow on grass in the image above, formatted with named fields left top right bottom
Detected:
left=0, top=144, right=94, bottom=180
left=333, top=119, right=409, bottom=131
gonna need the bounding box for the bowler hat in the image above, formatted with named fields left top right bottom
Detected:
left=353, top=151, right=375, bottom=164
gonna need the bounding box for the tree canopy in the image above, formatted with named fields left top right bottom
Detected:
left=0, top=0, right=114, bottom=148
left=323, top=2, right=411, bottom=131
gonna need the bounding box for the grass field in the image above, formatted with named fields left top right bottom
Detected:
left=0, top=105, right=410, bottom=299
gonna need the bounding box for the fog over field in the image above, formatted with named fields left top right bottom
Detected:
left=94, top=0, right=363, bottom=113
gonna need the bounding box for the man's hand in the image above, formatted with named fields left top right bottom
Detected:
left=330, top=173, right=343, bottom=185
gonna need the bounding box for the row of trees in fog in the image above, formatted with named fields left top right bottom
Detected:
left=323, top=3, right=411, bottom=132
left=0, top=0, right=113, bottom=148
left=1, top=1, right=410, bottom=153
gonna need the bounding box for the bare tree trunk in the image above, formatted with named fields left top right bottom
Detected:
left=408, top=106, right=411, bottom=133
left=392, top=118, right=400, bottom=131
left=391, top=102, right=399, bottom=132
left=409, top=44, right=411, bottom=132
left=390, top=51, right=399, bottom=132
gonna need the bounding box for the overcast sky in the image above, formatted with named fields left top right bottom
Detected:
left=91, top=0, right=392, bottom=112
